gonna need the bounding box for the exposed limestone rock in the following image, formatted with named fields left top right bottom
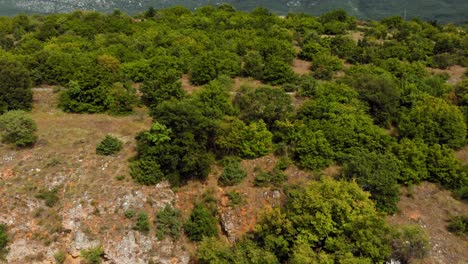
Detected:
left=104, top=231, right=152, bottom=264
left=68, top=230, right=101, bottom=257
left=6, top=239, right=51, bottom=263
left=220, top=210, right=237, bottom=242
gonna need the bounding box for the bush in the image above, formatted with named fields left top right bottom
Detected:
left=0, top=59, right=32, bottom=114
left=218, top=158, right=247, bottom=186
left=254, top=178, right=392, bottom=262
left=391, top=225, right=429, bottom=263
left=447, top=215, right=468, bottom=235
left=184, top=203, right=218, bottom=241
left=0, top=224, right=8, bottom=260
left=155, top=205, right=183, bottom=240
left=81, top=246, right=104, bottom=264
left=133, top=212, right=150, bottom=234
left=399, top=96, right=466, bottom=149
left=342, top=151, right=401, bottom=214
left=226, top=191, right=244, bottom=207
left=310, top=53, right=343, bottom=80
left=96, top=135, right=123, bottom=156
left=35, top=188, right=59, bottom=207
left=129, top=159, right=165, bottom=185
left=54, top=250, right=66, bottom=264
left=0, top=110, right=37, bottom=147
left=254, top=169, right=287, bottom=187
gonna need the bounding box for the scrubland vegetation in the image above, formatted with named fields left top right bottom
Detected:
left=0, top=5, right=467, bottom=263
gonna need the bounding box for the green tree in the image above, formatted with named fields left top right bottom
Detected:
left=392, top=139, right=429, bottom=185
left=242, top=50, right=264, bottom=79
left=343, top=66, right=401, bottom=126
left=426, top=144, right=466, bottom=190
left=399, top=96, right=466, bottom=149
left=96, top=135, right=123, bottom=156
left=342, top=151, right=401, bottom=213
left=0, top=110, right=37, bottom=147
left=262, top=56, right=296, bottom=85
left=184, top=203, right=218, bottom=241
left=140, top=69, right=185, bottom=108
left=255, top=178, right=392, bottom=262
left=191, top=50, right=241, bottom=85
left=155, top=205, right=183, bottom=240
left=0, top=59, right=32, bottom=113
left=0, top=224, right=7, bottom=260
left=218, top=157, right=247, bottom=186
left=234, top=86, right=292, bottom=127
left=310, top=53, right=343, bottom=80
left=293, top=127, right=334, bottom=170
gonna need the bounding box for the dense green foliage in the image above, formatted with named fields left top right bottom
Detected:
left=447, top=215, right=468, bottom=235
left=184, top=203, right=218, bottom=241
left=155, top=205, right=183, bottom=240
left=96, top=135, right=123, bottom=156
left=0, top=224, right=7, bottom=260
left=35, top=188, right=60, bottom=207
left=1, top=7, right=467, bottom=263
left=0, top=58, right=32, bottom=113
left=254, top=179, right=392, bottom=262
left=133, top=212, right=151, bottom=234
left=342, top=151, right=401, bottom=213
left=218, top=157, right=247, bottom=186
left=80, top=246, right=104, bottom=264
left=1, top=1, right=468, bottom=24
left=0, top=110, right=37, bottom=147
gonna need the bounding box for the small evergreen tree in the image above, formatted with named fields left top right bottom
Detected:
left=0, top=110, right=37, bottom=147
left=96, top=135, right=123, bottom=156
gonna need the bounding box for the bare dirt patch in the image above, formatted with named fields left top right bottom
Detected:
left=428, top=65, right=466, bottom=85
left=387, top=183, right=468, bottom=264
left=180, top=74, right=202, bottom=94
left=292, top=59, right=311, bottom=75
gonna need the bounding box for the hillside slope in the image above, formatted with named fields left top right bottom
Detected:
left=0, top=0, right=467, bottom=23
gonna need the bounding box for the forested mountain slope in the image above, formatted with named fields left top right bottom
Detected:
left=0, top=6, right=467, bottom=264
left=0, top=0, right=467, bottom=23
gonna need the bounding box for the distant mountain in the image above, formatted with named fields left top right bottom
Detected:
left=0, top=0, right=467, bottom=23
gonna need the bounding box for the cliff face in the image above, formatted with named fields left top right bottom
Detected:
left=0, top=0, right=467, bottom=23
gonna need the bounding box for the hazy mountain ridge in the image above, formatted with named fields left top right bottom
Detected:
left=0, top=0, right=467, bottom=23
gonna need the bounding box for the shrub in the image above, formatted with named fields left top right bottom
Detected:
left=275, top=156, right=292, bottom=171
left=226, top=191, right=244, bottom=207
left=391, top=225, right=429, bottom=263
left=124, top=209, right=136, bottom=219
left=184, top=203, right=218, bottom=241
left=254, top=169, right=287, bottom=187
left=0, top=110, right=37, bottom=147
left=218, top=158, right=247, bottom=186
left=254, top=178, right=392, bottom=262
left=447, top=215, right=468, bottom=235
left=80, top=246, right=104, bottom=264
left=399, top=96, right=466, bottom=149
left=155, top=205, right=183, bottom=240
left=129, top=159, right=165, bottom=185
left=96, top=135, right=123, bottom=156
left=35, top=188, right=59, bottom=207
left=133, top=212, right=150, bottom=234
left=0, top=224, right=8, bottom=260
left=54, top=250, right=66, bottom=264
left=310, top=53, right=343, bottom=80
left=342, top=151, right=401, bottom=214
left=0, top=59, right=32, bottom=114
